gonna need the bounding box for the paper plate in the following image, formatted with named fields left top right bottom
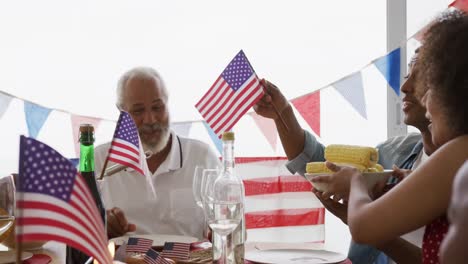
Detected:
left=245, top=249, right=346, bottom=264
left=0, top=251, right=33, bottom=264
left=110, top=234, right=198, bottom=247
left=305, top=170, right=392, bottom=192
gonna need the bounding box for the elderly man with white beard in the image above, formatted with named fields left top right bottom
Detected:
left=95, top=67, right=220, bottom=239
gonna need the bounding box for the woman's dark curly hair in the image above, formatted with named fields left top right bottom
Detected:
left=418, top=10, right=468, bottom=136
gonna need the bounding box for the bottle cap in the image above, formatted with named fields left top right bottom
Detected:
left=222, top=131, right=235, bottom=141
left=79, top=124, right=94, bottom=133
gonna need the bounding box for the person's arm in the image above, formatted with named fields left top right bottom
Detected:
left=314, top=187, right=422, bottom=263
left=254, top=80, right=325, bottom=175
left=254, top=79, right=304, bottom=159
left=347, top=135, right=468, bottom=245
left=377, top=238, right=422, bottom=264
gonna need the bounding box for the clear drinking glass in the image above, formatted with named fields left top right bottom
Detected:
left=204, top=170, right=243, bottom=264
left=0, top=175, right=15, bottom=243
left=195, top=168, right=218, bottom=239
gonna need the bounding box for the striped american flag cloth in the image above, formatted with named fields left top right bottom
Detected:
left=195, top=50, right=264, bottom=137
left=126, top=237, right=153, bottom=253
left=238, top=157, right=325, bottom=243
left=160, top=242, right=190, bottom=260
left=144, top=248, right=171, bottom=264
left=16, top=136, right=112, bottom=264
left=108, top=111, right=145, bottom=175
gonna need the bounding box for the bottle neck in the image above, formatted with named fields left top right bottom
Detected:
left=222, top=139, right=235, bottom=174
left=79, top=132, right=95, bottom=173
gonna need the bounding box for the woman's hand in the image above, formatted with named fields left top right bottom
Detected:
left=391, top=165, right=412, bottom=182
left=310, top=161, right=363, bottom=200
left=313, top=188, right=348, bottom=224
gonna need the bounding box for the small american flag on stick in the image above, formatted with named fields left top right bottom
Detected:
left=144, top=248, right=171, bottom=264
left=16, top=136, right=112, bottom=264
left=160, top=242, right=190, bottom=260
left=126, top=237, right=153, bottom=253
left=108, top=111, right=146, bottom=175
left=195, top=50, right=264, bottom=137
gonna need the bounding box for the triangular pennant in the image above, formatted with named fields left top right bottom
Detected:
left=70, top=114, right=102, bottom=158
left=24, top=102, right=52, bottom=138
left=450, top=0, right=468, bottom=12
left=332, top=72, right=367, bottom=119
left=69, top=158, right=80, bottom=168
left=172, top=122, right=192, bottom=137
left=374, top=48, right=401, bottom=96
left=0, top=92, right=13, bottom=119
left=203, top=121, right=222, bottom=155
left=249, top=112, right=278, bottom=151
left=291, top=91, right=320, bottom=137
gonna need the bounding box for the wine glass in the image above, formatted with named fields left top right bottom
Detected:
left=0, top=175, right=15, bottom=243
left=194, top=168, right=218, bottom=239
left=204, top=170, right=243, bottom=263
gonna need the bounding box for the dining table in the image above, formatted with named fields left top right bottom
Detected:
left=1, top=241, right=352, bottom=263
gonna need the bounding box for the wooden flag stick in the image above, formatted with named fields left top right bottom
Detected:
left=98, top=157, right=109, bottom=180
left=261, top=80, right=289, bottom=132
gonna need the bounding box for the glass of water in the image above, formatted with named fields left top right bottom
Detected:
left=0, top=175, right=15, bottom=244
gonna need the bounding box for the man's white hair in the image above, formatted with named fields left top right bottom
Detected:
left=116, top=66, right=168, bottom=110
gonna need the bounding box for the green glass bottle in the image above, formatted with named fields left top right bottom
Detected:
left=66, top=124, right=106, bottom=263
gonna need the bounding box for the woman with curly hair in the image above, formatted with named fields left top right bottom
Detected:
left=311, top=10, right=468, bottom=264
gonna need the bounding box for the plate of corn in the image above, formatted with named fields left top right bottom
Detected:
left=304, top=144, right=393, bottom=192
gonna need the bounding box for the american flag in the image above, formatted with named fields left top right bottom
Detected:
left=144, top=248, right=171, bottom=264
left=108, top=111, right=145, bottom=175
left=16, top=136, right=112, bottom=264
left=160, top=242, right=190, bottom=260
left=126, top=237, right=153, bottom=253
left=195, top=50, right=264, bottom=137
left=238, top=157, right=325, bottom=243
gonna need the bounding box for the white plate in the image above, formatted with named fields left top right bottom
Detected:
left=110, top=234, right=198, bottom=247
left=245, top=249, right=346, bottom=264
left=0, top=251, right=33, bottom=264
left=305, top=170, right=393, bottom=192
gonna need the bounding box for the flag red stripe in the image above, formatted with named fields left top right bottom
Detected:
left=18, top=233, right=110, bottom=264
left=199, top=79, right=232, bottom=119
left=245, top=208, right=325, bottom=229
left=213, top=85, right=263, bottom=135
left=108, top=157, right=144, bottom=175
left=243, top=176, right=312, bottom=196
left=111, top=141, right=139, bottom=156
left=109, top=149, right=139, bottom=164
left=206, top=77, right=257, bottom=125
left=72, top=178, right=108, bottom=245
left=18, top=217, right=103, bottom=255
left=195, top=76, right=222, bottom=109
left=211, top=79, right=262, bottom=134
left=202, top=81, right=232, bottom=120
left=196, top=78, right=228, bottom=116
left=17, top=200, right=103, bottom=247
left=74, top=177, right=104, bottom=232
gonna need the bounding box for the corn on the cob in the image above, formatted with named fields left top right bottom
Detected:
left=324, top=144, right=378, bottom=168
left=306, top=162, right=330, bottom=173
left=306, top=161, right=366, bottom=173
left=366, top=163, right=384, bottom=173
